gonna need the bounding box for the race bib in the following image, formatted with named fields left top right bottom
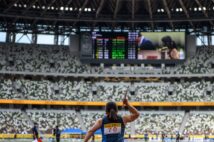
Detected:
left=104, top=123, right=121, bottom=135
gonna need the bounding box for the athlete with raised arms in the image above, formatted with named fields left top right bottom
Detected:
left=84, top=95, right=140, bottom=142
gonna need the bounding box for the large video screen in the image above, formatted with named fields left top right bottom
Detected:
left=137, top=32, right=185, bottom=60
left=91, top=32, right=185, bottom=62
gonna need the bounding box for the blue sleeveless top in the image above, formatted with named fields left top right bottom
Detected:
left=101, top=115, right=125, bottom=142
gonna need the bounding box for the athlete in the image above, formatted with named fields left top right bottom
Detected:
left=53, top=126, right=61, bottom=142
left=32, top=123, right=39, bottom=140
left=84, top=96, right=140, bottom=142
left=161, top=36, right=180, bottom=59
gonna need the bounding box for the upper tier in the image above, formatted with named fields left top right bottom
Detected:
left=0, top=43, right=214, bottom=75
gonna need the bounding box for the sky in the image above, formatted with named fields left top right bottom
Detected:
left=0, top=32, right=69, bottom=45
left=0, top=32, right=213, bottom=46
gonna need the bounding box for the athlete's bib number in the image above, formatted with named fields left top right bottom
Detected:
left=104, top=123, right=121, bottom=135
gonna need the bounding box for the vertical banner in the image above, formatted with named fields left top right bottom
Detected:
left=80, top=33, right=93, bottom=58
left=69, top=35, right=79, bottom=53
left=186, top=35, right=196, bottom=57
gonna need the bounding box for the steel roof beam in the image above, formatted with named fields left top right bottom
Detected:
left=58, top=0, right=73, bottom=17
left=162, top=0, right=174, bottom=29
left=195, top=0, right=213, bottom=26
left=178, top=0, right=195, bottom=28
left=3, top=0, right=20, bottom=13
left=22, top=0, right=38, bottom=15
left=132, top=0, right=135, bottom=19
left=32, top=0, right=57, bottom=25
left=147, top=0, right=153, bottom=19
left=96, top=0, right=105, bottom=18
left=1, top=13, right=213, bottom=23
left=93, top=0, right=106, bottom=27
left=53, top=0, right=73, bottom=25
left=2, top=0, right=8, bottom=5
left=77, top=0, right=89, bottom=18
left=40, top=0, right=57, bottom=16
left=113, top=0, right=120, bottom=19
left=179, top=0, right=190, bottom=18
left=147, top=0, right=154, bottom=30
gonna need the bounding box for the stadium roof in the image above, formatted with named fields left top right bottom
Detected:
left=0, top=0, right=214, bottom=33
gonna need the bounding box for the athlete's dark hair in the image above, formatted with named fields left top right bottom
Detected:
left=105, top=102, right=118, bottom=121
left=161, top=36, right=177, bottom=49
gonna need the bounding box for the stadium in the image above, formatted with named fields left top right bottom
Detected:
left=0, top=0, right=214, bottom=141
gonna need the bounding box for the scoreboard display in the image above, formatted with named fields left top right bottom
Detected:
left=81, top=32, right=186, bottom=64
left=92, top=32, right=140, bottom=60
left=92, top=32, right=128, bottom=59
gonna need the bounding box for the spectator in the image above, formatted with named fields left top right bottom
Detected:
left=137, top=33, right=155, bottom=50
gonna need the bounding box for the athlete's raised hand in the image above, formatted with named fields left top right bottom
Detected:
left=123, top=95, right=129, bottom=106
